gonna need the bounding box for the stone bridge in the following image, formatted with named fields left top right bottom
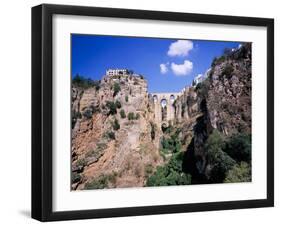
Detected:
left=149, top=92, right=181, bottom=129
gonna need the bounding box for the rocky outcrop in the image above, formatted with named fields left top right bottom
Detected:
left=207, top=45, right=252, bottom=135
left=71, top=73, right=163, bottom=190
left=182, top=44, right=252, bottom=181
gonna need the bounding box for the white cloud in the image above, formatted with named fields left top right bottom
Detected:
left=171, top=60, right=193, bottom=76
left=167, top=40, right=193, bottom=57
left=160, top=63, right=169, bottom=74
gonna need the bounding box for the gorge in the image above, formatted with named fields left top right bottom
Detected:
left=71, top=43, right=252, bottom=190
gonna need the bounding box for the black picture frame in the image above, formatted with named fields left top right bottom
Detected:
left=32, top=3, right=274, bottom=222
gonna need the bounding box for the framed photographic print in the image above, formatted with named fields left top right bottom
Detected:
left=31, top=4, right=274, bottom=221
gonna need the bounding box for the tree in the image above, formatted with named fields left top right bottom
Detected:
left=128, top=112, right=135, bottom=120
left=135, top=113, right=140, bottom=120
left=208, top=149, right=236, bottom=183
left=82, top=108, right=93, bottom=119
left=115, top=100, right=122, bottom=109
left=120, top=109, right=126, bottom=119
left=205, top=130, right=236, bottom=183
left=125, top=95, right=129, bottom=102
left=113, top=82, right=121, bottom=97
left=106, top=131, right=115, bottom=140
left=161, top=134, right=181, bottom=154
left=211, top=57, right=217, bottom=67
left=224, top=162, right=251, bottom=183
left=146, top=152, right=192, bottom=186
left=224, top=133, right=251, bottom=163
left=72, top=74, right=83, bottom=84
left=196, top=78, right=210, bottom=99
left=222, top=64, right=234, bottom=79
left=105, top=101, right=117, bottom=115
left=71, top=172, right=81, bottom=184
left=112, top=118, right=120, bottom=131
left=72, top=74, right=100, bottom=89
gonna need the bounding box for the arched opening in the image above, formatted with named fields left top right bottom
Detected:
left=160, top=99, right=167, bottom=108
left=161, top=123, right=168, bottom=133
left=153, top=95, right=158, bottom=103
left=161, top=99, right=167, bottom=121
left=170, top=95, right=175, bottom=104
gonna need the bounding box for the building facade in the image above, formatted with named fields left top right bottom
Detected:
left=106, top=69, right=132, bottom=76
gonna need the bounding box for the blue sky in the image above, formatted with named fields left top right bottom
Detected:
left=71, top=34, right=241, bottom=92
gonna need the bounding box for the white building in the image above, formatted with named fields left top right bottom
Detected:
left=192, top=68, right=211, bottom=86
left=106, top=69, right=132, bottom=76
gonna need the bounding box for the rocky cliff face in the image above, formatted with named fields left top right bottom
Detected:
left=177, top=44, right=252, bottom=181
left=71, top=73, right=162, bottom=190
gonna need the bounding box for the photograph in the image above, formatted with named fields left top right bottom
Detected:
left=71, top=35, right=252, bottom=190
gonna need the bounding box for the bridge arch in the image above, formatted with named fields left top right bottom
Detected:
left=150, top=92, right=180, bottom=128
left=160, top=98, right=167, bottom=108
left=170, top=94, right=175, bottom=103
left=161, top=122, right=169, bottom=132
left=153, top=95, right=158, bottom=103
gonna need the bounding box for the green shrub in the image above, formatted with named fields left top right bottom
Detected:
left=224, top=133, right=251, bottom=163
left=115, top=100, right=122, bottom=109
left=222, top=64, right=234, bottom=78
left=112, top=118, right=120, bottom=131
left=128, top=112, right=135, bottom=120
left=84, top=173, right=118, bottom=189
left=146, top=152, right=192, bottom=186
left=72, top=74, right=100, bottom=90
left=160, top=147, right=170, bottom=154
left=106, top=131, right=115, bottom=140
left=82, top=108, right=93, bottom=119
left=135, top=113, right=140, bottom=120
left=205, top=130, right=224, bottom=155
left=84, top=175, right=107, bottom=189
left=161, top=133, right=181, bottom=154
left=85, top=142, right=107, bottom=158
left=224, top=162, right=251, bottom=183
left=211, top=55, right=226, bottom=67
left=82, top=106, right=100, bottom=119
left=211, top=57, right=217, bottom=67
left=145, top=164, right=153, bottom=177
left=205, top=130, right=236, bottom=183
left=105, top=101, right=117, bottom=115
left=196, top=78, right=210, bottom=98
left=208, top=149, right=236, bottom=183
left=125, top=95, right=129, bottom=102
left=120, top=109, right=126, bottom=118
left=76, top=158, right=86, bottom=167
left=113, top=82, right=121, bottom=97
left=71, top=172, right=81, bottom=184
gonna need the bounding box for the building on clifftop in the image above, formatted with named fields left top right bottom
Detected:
left=106, top=69, right=133, bottom=76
